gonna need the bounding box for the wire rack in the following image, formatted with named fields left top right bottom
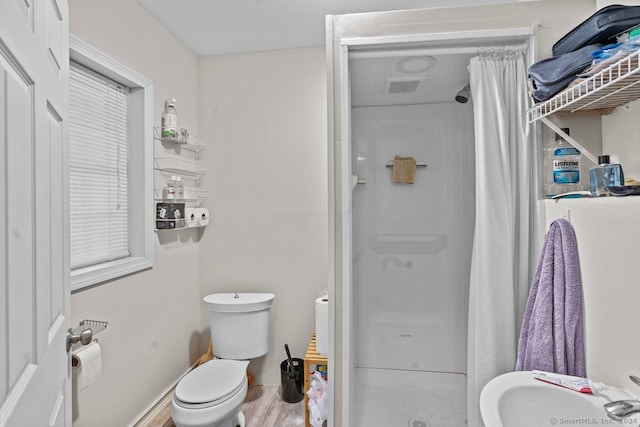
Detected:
left=73, top=319, right=108, bottom=335
left=528, top=49, right=640, bottom=123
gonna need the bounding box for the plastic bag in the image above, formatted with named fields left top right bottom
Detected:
left=307, top=371, right=328, bottom=427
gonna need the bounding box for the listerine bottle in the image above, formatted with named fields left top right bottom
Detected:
left=544, top=128, right=582, bottom=198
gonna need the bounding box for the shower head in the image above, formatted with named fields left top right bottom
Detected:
left=455, top=83, right=470, bottom=103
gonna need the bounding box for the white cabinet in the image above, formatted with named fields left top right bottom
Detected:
left=153, top=127, right=208, bottom=229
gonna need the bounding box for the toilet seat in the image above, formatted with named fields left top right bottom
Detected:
left=175, top=359, right=247, bottom=409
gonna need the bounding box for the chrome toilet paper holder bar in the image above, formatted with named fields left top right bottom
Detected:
left=67, top=320, right=108, bottom=351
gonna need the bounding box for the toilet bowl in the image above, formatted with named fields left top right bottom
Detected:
left=171, top=359, right=249, bottom=427
left=171, top=293, right=275, bottom=427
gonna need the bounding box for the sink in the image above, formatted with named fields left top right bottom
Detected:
left=480, top=371, right=637, bottom=427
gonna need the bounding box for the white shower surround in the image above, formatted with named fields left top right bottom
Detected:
left=330, top=27, right=535, bottom=427
left=350, top=102, right=474, bottom=426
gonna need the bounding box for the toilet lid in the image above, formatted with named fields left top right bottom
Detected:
left=175, top=359, right=247, bottom=406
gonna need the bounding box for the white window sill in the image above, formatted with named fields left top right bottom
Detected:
left=71, top=256, right=152, bottom=292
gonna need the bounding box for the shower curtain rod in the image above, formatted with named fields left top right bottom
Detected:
left=349, top=46, right=480, bottom=59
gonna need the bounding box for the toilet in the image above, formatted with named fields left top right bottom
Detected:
left=171, top=293, right=275, bottom=427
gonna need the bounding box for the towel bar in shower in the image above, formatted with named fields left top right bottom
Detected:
left=354, top=161, right=427, bottom=186
left=385, top=160, right=427, bottom=167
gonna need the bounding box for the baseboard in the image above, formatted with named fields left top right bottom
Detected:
left=132, top=362, right=198, bottom=427
left=133, top=386, right=176, bottom=427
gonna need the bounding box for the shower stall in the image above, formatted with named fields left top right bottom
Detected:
left=348, top=52, right=475, bottom=427
left=327, top=13, right=535, bottom=425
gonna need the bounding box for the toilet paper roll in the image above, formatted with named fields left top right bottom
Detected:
left=198, top=208, right=210, bottom=227
left=185, top=208, right=210, bottom=227
left=185, top=208, right=199, bottom=228
left=72, top=341, right=102, bottom=391
left=315, top=297, right=329, bottom=356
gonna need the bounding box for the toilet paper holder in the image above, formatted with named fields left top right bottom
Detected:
left=67, top=319, right=108, bottom=351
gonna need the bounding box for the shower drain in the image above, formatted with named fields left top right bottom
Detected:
left=408, top=418, right=430, bottom=427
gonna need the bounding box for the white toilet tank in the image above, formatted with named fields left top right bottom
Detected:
left=204, top=293, right=275, bottom=359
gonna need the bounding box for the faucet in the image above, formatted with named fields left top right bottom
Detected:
left=605, top=400, right=640, bottom=421
left=604, top=375, right=640, bottom=421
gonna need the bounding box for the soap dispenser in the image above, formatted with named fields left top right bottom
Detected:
left=590, top=155, right=624, bottom=197
left=161, top=98, right=178, bottom=138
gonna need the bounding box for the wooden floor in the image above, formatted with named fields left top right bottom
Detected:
left=147, top=385, right=305, bottom=427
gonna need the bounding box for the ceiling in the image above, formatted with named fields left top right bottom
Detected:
left=135, top=0, right=524, bottom=106
left=350, top=51, right=475, bottom=107
left=135, top=0, right=521, bottom=56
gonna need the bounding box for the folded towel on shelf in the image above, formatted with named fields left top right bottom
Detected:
left=516, top=218, right=585, bottom=377
left=392, top=155, right=416, bottom=184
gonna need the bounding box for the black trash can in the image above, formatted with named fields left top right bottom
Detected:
left=280, top=358, right=304, bottom=403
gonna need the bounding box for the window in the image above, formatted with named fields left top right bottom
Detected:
left=69, top=36, right=153, bottom=291
left=70, top=64, right=129, bottom=268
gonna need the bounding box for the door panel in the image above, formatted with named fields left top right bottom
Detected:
left=5, top=50, right=35, bottom=391
left=0, top=0, right=69, bottom=426
left=46, top=0, right=64, bottom=72
left=12, top=0, right=33, bottom=29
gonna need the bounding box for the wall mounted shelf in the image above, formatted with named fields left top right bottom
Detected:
left=153, top=127, right=207, bottom=152
left=528, top=49, right=640, bottom=123
left=153, top=189, right=208, bottom=205
left=154, top=157, right=208, bottom=178
left=153, top=125, right=209, bottom=229
left=527, top=48, right=640, bottom=167
left=527, top=47, right=640, bottom=202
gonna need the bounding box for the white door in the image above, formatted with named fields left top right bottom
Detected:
left=0, top=0, right=70, bottom=426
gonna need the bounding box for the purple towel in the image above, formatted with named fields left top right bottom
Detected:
left=515, top=218, right=585, bottom=376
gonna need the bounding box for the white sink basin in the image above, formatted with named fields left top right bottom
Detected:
left=480, top=371, right=637, bottom=427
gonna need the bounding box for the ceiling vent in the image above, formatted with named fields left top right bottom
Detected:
left=385, top=76, right=425, bottom=94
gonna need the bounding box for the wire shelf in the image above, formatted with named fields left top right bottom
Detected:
left=72, top=319, right=108, bottom=336
left=153, top=127, right=207, bottom=152
left=528, top=49, right=640, bottom=123
left=154, top=157, right=208, bottom=177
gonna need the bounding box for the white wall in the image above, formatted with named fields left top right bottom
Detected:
left=69, top=1, right=203, bottom=426
left=535, top=0, right=640, bottom=395
left=586, top=0, right=640, bottom=394
left=197, top=48, right=329, bottom=385
left=514, top=0, right=640, bottom=401
left=545, top=199, right=640, bottom=393
left=601, top=0, right=640, bottom=179
left=68, top=3, right=330, bottom=424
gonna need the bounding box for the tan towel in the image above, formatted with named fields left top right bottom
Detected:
left=392, top=155, right=416, bottom=184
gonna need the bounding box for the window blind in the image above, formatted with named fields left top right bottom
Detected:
left=69, top=63, right=129, bottom=270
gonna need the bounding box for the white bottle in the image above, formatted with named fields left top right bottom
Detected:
left=165, top=175, right=176, bottom=199
left=544, top=128, right=582, bottom=198
left=161, top=98, right=178, bottom=139
left=175, top=176, right=184, bottom=199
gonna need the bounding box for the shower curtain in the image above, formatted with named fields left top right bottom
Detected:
left=466, top=44, right=534, bottom=427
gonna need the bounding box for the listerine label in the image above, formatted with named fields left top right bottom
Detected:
left=552, top=144, right=580, bottom=185
left=553, top=159, right=580, bottom=184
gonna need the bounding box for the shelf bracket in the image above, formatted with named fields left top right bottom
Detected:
left=539, top=116, right=598, bottom=165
